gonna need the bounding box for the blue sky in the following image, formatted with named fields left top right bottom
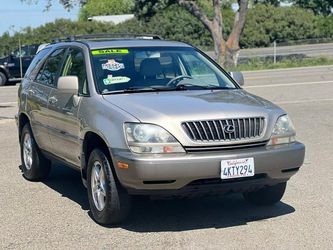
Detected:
left=0, top=0, right=80, bottom=35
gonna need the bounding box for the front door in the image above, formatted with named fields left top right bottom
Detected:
left=47, top=48, right=88, bottom=166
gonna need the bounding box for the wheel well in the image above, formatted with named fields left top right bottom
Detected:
left=82, top=132, right=110, bottom=180
left=18, top=113, right=30, bottom=141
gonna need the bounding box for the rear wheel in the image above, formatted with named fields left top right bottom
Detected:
left=243, top=182, right=287, bottom=205
left=20, top=124, right=51, bottom=181
left=87, top=148, right=131, bottom=225
left=0, top=72, right=7, bottom=86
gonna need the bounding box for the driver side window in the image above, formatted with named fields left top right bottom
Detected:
left=61, top=48, right=89, bottom=95
left=35, top=48, right=66, bottom=87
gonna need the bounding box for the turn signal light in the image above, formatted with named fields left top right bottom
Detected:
left=117, top=162, right=129, bottom=169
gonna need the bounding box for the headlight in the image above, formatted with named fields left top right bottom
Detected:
left=268, top=115, right=296, bottom=146
left=124, top=123, right=185, bottom=154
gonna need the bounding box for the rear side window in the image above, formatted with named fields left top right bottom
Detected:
left=24, top=48, right=51, bottom=80
left=35, top=48, right=67, bottom=86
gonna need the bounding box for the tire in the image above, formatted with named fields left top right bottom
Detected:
left=87, top=148, right=131, bottom=225
left=243, top=182, right=287, bottom=206
left=20, top=124, right=51, bottom=181
left=0, top=72, right=7, bottom=86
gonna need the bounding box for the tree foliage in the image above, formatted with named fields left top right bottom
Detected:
left=0, top=19, right=115, bottom=57
left=254, top=0, right=333, bottom=15
left=291, top=0, right=333, bottom=16
left=2, top=3, right=333, bottom=58
left=79, top=0, right=134, bottom=21
left=21, top=0, right=86, bottom=10
left=135, top=0, right=250, bottom=66
left=23, top=0, right=333, bottom=16
left=241, top=4, right=320, bottom=47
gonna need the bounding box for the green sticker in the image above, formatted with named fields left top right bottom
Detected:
left=103, top=75, right=131, bottom=85
left=92, top=49, right=129, bottom=55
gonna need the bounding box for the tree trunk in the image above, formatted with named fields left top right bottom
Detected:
left=226, top=0, right=249, bottom=67
left=212, top=30, right=242, bottom=68
left=178, top=0, right=248, bottom=68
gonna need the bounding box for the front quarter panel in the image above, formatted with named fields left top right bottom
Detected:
left=79, top=95, right=139, bottom=150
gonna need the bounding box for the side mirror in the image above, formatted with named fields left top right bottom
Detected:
left=229, top=71, right=244, bottom=86
left=57, top=76, right=79, bottom=95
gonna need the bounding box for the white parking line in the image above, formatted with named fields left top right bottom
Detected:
left=0, top=85, right=19, bottom=89
left=276, top=98, right=333, bottom=105
left=243, top=65, right=333, bottom=73
left=0, top=119, right=14, bottom=125
left=0, top=102, right=17, bottom=106
left=245, top=80, right=333, bottom=89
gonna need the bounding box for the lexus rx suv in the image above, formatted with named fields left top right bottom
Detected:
left=16, top=35, right=305, bottom=225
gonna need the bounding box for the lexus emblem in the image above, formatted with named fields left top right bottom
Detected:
left=224, top=124, right=235, bottom=133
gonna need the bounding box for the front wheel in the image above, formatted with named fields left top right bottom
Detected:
left=0, top=72, right=7, bottom=86
left=243, top=182, right=287, bottom=205
left=87, top=148, right=131, bottom=225
left=20, top=124, right=51, bottom=181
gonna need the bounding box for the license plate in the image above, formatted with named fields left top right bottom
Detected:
left=221, top=157, right=255, bottom=179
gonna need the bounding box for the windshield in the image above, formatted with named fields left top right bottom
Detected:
left=91, top=47, right=237, bottom=94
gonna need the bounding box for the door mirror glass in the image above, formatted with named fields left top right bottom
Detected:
left=57, top=76, right=79, bottom=95
left=229, top=71, right=244, bottom=86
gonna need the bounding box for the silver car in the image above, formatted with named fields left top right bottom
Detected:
left=16, top=35, right=305, bottom=225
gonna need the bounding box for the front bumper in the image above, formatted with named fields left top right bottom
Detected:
left=111, top=142, right=305, bottom=195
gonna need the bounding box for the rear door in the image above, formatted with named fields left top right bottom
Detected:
left=27, top=48, right=67, bottom=152
left=47, top=47, right=88, bottom=166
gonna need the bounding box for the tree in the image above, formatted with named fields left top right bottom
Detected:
left=79, top=0, right=134, bottom=21
left=241, top=4, right=319, bottom=47
left=291, top=0, right=333, bottom=16
left=21, top=0, right=86, bottom=10
left=134, top=0, right=249, bottom=67
left=254, top=0, right=333, bottom=15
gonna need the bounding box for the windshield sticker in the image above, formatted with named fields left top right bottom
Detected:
left=102, top=59, right=125, bottom=71
left=103, top=75, right=130, bottom=85
left=92, top=49, right=129, bottom=55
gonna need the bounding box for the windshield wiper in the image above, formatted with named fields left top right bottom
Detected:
left=102, top=86, right=162, bottom=95
left=169, top=83, right=232, bottom=90
left=102, top=84, right=232, bottom=95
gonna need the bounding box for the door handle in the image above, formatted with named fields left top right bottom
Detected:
left=48, top=96, right=58, bottom=104
left=28, top=89, right=35, bottom=95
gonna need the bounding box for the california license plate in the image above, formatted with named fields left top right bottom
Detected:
left=221, top=157, right=255, bottom=179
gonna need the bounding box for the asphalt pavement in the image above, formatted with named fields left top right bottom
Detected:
left=0, top=66, right=332, bottom=249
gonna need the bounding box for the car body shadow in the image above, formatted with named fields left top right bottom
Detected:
left=39, top=164, right=295, bottom=232
left=41, top=164, right=90, bottom=210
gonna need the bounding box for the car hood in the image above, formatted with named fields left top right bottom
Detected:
left=103, top=89, right=284, bottom=145
left=103, top=89, right=282, bottom=121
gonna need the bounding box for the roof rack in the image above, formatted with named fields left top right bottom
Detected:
left=52, top=33, right=163, bottom=43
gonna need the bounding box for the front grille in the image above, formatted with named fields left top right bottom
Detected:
left=182, top=117, right=265, bottom=142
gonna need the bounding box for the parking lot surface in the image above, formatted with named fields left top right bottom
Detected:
left=0, top=66, right=332, bottom=249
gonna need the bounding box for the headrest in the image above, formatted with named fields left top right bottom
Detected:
left=140, top=58, right=162, bottom=78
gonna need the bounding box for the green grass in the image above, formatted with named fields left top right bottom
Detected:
left=227, top=56, right=333, bottom=72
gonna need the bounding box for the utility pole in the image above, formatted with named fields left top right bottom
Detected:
left=273, top=40, right=277, bottom=64
left=19, top=37, right=23, bottom=79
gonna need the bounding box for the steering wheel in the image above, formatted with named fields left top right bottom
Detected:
left=167, top=75, right=193, bottom=86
